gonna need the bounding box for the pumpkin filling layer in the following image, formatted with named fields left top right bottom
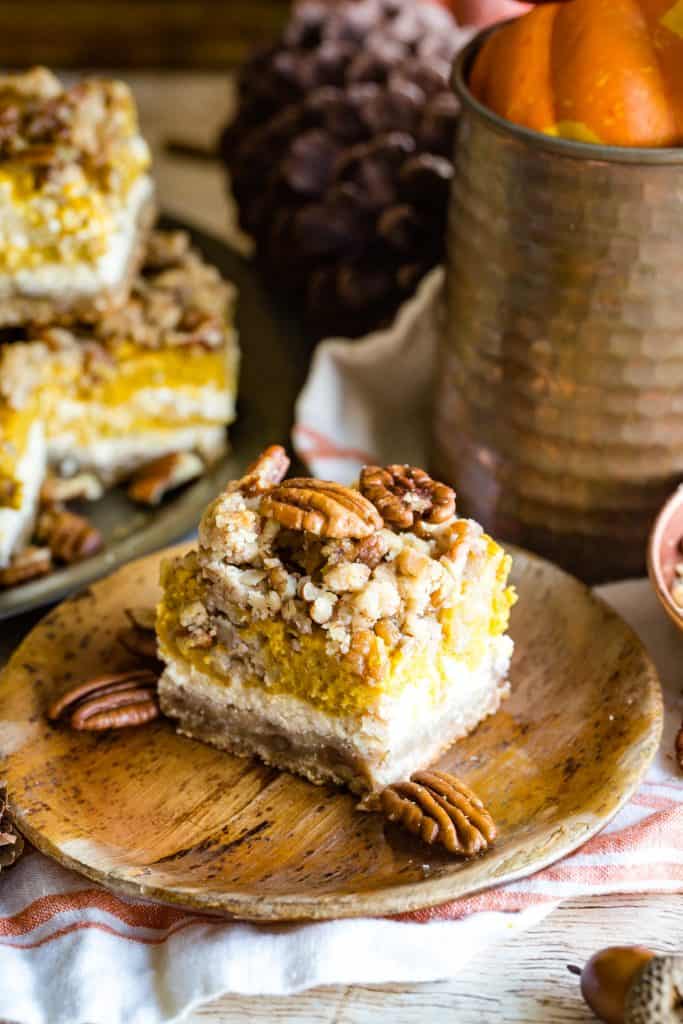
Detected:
left=157, top=457, right=516, bottom=793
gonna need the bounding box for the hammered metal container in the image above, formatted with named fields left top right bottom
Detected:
left=432, top=30, right=683, bottom=583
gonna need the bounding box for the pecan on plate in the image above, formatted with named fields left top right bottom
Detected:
left=261, top=479, right=383, bottom=539
left=231, top=445, right=291, bottom=497
left=118, top=606, right=159, bottom=662
left=0, top=786, right=23, bottom=870
left=40, top=472, right=104, bottom=505
left=127, top=452, right=204, bottom=506
left=359, top=465, right=455, bottom=530
left=36, top=505, right=103, bottom=564
left=0, top=546, right=53, bottom=588
left=380, top=769, right=496, bottom=857
left=47, top=668, right=160, bottom=731
left=676, top=721, right=683, bottom=772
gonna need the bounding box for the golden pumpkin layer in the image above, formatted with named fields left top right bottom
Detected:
left=157, top=538, right=516, bottom=719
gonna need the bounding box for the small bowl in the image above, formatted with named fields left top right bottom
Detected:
left=647, top=484, right=683, bottom=631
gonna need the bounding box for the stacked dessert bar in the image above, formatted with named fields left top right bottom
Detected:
left=0, top=69, right=239, bottom=582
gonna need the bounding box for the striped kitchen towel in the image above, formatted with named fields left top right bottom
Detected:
left=0, top=578, right=680, bottom=1024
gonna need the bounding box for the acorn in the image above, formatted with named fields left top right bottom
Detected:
left=580, top=946, right=683, bottom=1024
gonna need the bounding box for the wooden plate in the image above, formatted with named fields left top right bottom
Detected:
left=0, top=544, right=663, bottom=921
left=0, top=215, right=310, bottom=620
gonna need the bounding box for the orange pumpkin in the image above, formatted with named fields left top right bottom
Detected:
left=470, top=0, right=683, bottom=147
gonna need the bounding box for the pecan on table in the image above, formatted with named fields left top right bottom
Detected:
left=261, top=479, right=383, bottom=539
left=36, top=505, right=103, bottom=564
left=380, top=769, right=496, bottom=857
left=118, top=606, right=159, bottom=662
left=231, top=444, right=291, bottom=497
left=359, top=465, right=455, bottom=530
left=47, top=668, right=160, bottom=731
left=0, top=785, right=24, bottom=870
left=127, top=452, right=204, bottom=506
left=0, top=546, right=53, bottom=588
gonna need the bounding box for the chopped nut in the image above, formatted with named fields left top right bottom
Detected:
left=36, top=505, right=103, bottom=564
left=40, top=472, right=104, bottom=505
left=179, top=599, right=215, bottom=648
left=344, top=629, right=375, bottom=676
left=360, top=464, right=455, bottom=530
left=396, top=545, right=432, bottom=578
left=380, top=770, right=496, bottom=856
left=128, top=452, right=204, bottom=506
left=0, top=546, right=53, bottom=587
left=261, top=478, right=383, bottom=539
left=311, top=592, right=338, bottom=624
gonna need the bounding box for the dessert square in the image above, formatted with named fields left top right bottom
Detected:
left=0, top=230, right=239, bottom=567
left=0, top=67, right=154, bottom=326
left=157, top=450, right=516, bottom=794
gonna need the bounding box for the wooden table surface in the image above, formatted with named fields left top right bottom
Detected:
left=9, top=71, right=680, bottom=1023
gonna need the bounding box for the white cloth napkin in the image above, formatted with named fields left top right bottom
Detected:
left=0, top=578, right=681, bottom=1024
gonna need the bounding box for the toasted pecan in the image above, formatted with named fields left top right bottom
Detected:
left=127, top=452, right=204, bottom=506
left=47, top=669, right=160, bottom=732
left=36, top=505, right=103, bottom=564
left=0, top=546, right=53, bottom=588
left=360, top=465, right=455, bottom=530
left=231, top=445, right=291, bottom=497
left=380, top=769, right=496, bottom=856
left=261, top=478, right=383, bottom=539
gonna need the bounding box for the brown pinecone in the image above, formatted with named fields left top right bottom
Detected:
left=221, top=0, right=466, bottom=339
left=0, top=786, right=24, bottom=870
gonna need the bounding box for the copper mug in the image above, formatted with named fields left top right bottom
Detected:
left=432, top=29, right=683, bottom=582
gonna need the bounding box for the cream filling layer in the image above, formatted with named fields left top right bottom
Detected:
left=48, top=423, right=229, bottom=482
left=0, top=174, right=153, bottom=299
left=158, top=634, right=513, bottom=789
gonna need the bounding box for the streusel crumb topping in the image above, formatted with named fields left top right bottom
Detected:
left=171, top=448, right=514, bottom=680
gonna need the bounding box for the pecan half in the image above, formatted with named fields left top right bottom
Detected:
left=127, top=452, right=204, bottom=506
left=261, top=479, right=383, bottom=539
left=118, top=606, right=159, bottom=662
left=380, top=770, right=496, bottom=856
left=231, top=445, right=291, bottom=497
left=360, top=465, right=455, bottom=530
left=0, top=546, right=53, bottom=588
left=0, top=786, right=23, bottom=870
left=36, top=505, right=103, bottom=564
left=47, top=669, right=160, bottom=731
left=676, top=721, right=683, bottom=773
left=40, top=472, right=104, bottom=505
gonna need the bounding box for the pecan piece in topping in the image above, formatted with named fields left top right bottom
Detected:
left=47, top=669, right=160, bottom=731
left=380, top=770, right=496, bottom=857
left=261, top=479, right=383, bottom=539
left=231, top=445, right=291, bottom=497
left=360, top=465, right=455, bottom=530
left=127, top=452, right=204, bottom=506
left=36, top=506, right=103, bottom=564
left=0, top=546, right=53, bottom=588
